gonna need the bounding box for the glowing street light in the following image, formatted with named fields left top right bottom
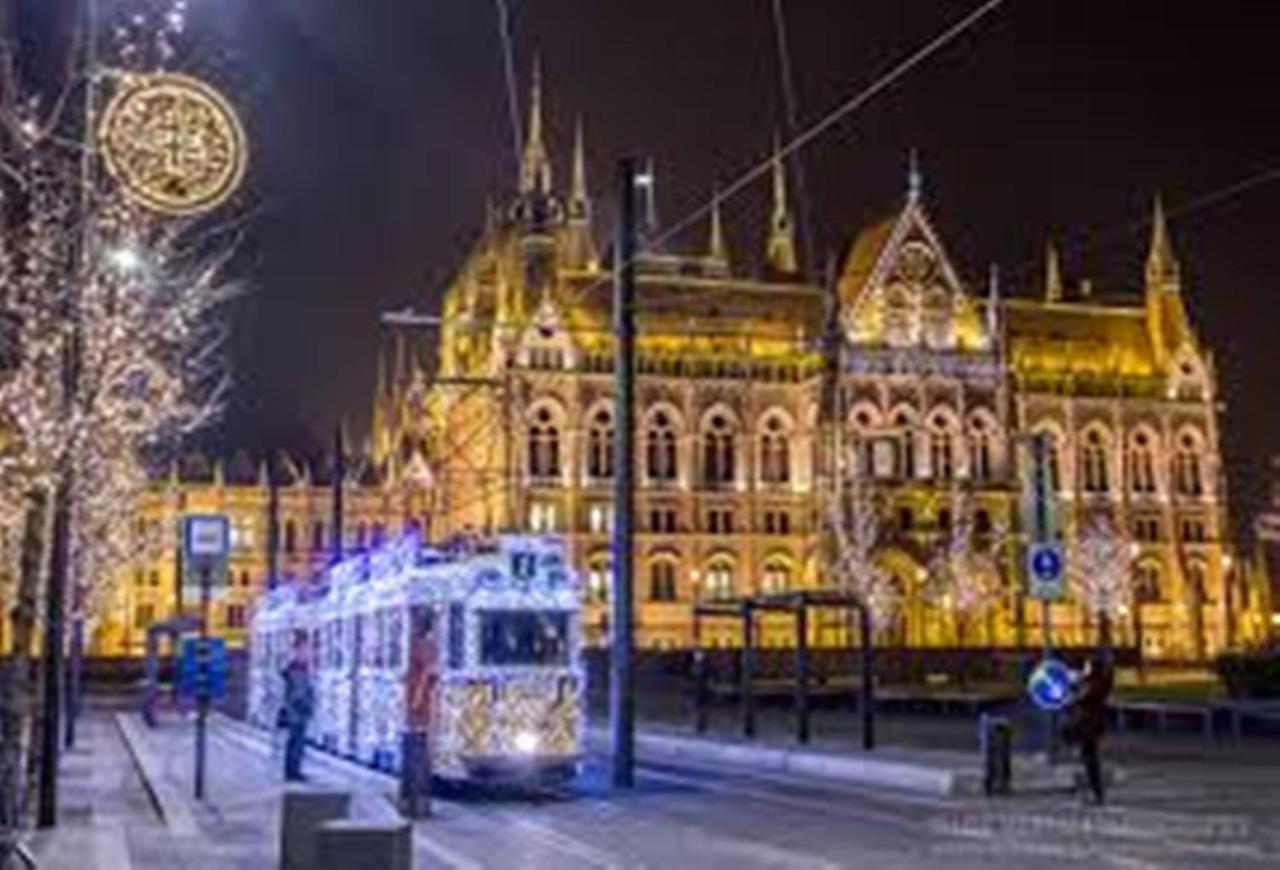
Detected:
left=108, top=244, right=144, bottom=274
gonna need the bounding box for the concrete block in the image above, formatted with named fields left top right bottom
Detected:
left=280, top=789, right=351, bottom=870
left=317, top=820, right=412, bottom=870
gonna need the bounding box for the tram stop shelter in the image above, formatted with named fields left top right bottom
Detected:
left=692, top=589, right=876, bottom=750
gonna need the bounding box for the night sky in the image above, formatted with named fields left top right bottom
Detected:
left=45, top=2, right=1280, bottom=523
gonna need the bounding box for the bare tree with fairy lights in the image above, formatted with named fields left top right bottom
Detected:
left=0, top=0, right=243, bottom=847
left=1068, top=514, right=1137, bottom=655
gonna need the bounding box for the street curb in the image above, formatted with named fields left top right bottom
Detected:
left=113, top=713, right=200, bottom=836
left=599, top=728, right=1086, bottom=797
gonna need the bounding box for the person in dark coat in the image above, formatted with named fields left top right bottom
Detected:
left=280, top=644, right=315, bottom=782
left=1067, top=656, right=1114, bottom=805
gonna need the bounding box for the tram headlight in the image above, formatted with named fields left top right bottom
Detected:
left=514, top=730, right=540, bottom=755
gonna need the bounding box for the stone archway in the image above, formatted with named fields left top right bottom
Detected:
left=873, top=547, right=928, bottom=648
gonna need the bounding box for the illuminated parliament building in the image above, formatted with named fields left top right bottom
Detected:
left=25, top=72, right=1269, bottom=662
left=366, top=70, right=1268, bottom=662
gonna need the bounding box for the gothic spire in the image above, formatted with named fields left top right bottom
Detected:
left=765, top=135, right=798, bottom=274
left=987, top=262, right=1001, bottom=340
left=570, top=115, right=589, bottom=215
left=519, top=58, right=552, bottom=195
left=563, top=115, right=598, bottom=269
left=1045, top=239, right=1063, bottom=303
left=708, top=187, right=728, bottom=265
left=642, top=156, right=659, bottom=239
left=1145, top=194, right=1181, bottom=289
left=907, top=148, right=923, bottom=205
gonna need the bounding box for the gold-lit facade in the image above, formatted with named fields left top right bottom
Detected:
left=50, top=452, right=429, bottom=657
left=375, top=73, right=1268, bottom=661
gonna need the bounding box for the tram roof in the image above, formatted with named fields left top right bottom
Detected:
left=251, top=533, right=579, bottom=629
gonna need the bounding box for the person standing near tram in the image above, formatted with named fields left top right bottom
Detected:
left=280, top=636, right=315, bottom=782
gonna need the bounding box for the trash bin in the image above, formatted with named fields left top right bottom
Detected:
left=979, top=713, right=1013, bottom=796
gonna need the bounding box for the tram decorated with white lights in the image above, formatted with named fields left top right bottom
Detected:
left=248, top=534, right=585, bottom=783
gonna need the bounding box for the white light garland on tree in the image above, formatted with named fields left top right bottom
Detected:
left=927, top=487, right=1006, bottom=646
left=829, top=443, right=900, bottom=631
left=1068, top=514, right=1136, bottom=649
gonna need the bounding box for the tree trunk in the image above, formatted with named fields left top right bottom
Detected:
left=1, top=490, right=49, bottom=858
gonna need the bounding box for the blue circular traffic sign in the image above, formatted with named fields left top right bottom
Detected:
left=1027, top=657, right=1074, bottom=712
left=1030, top=546, right=1062, bottom=582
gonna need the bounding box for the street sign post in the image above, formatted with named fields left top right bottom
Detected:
left=181, top=514, right=229, bottom=801
left=1022, top=433, right=1065, bottom=759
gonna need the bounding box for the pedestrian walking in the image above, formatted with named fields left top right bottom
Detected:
left=1064, top=656, right=1114, bottom=805
left=280, top=639, right=315, bottom=782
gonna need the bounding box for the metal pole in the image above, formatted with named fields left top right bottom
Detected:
left=194, top=566, right=210, bottom=800
left=795, top=604, right=810, bottom=745
left=860, top=606, right=875, bottom=751
left=742, top=606, right=756, bottom=740
left=608, top=157, right=638, bottom=789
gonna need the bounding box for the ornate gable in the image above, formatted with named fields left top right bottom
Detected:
left=838, top=202, right=989, bottom=352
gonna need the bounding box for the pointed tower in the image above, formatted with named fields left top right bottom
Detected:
left=907, top=149, right=923, bottom=205
left=563, top=115, right=597, bottom=270
left=1144, top=195, right=1192, bottom=362
left=1044, top=240, right=1064, bottom=303
left=986, top=262, right=1001, bottom=342
left=706, top=187, right=729, bottom=273
left=370, top=343, right=391, bottom=466
left=642, top=157, right=660, bottom=240
left=765, top=137, right=799, bottom=274
left=1145, top=195, right=1181, bottom=291
left=519, top=58, right=552, bottom=196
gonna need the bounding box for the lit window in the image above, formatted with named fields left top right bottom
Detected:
left=649, top=562, right=677, bottom=602
left=529, top=502, right=557, bottom=533
left=705, top=562, right=734, bottom=600
left=759, top=416, right=790, bottom=485
left=587, top=559, right=612, bottom=604
left=762, top=561, right=791, bottom=595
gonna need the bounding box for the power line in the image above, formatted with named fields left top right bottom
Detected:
left=1004, top=160, right=1280, bottom=288
left=493, top=0, right=523, bottom=184
left=556, top=0, right=1008, bottom=312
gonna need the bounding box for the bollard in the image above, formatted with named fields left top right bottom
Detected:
left=279, top=789, right=350, bottom=870
left=979, top=714, right=1013, bottom=796
left=316, top=820, right=412, bottom=870
left=399, top=730, right=433, bottom=819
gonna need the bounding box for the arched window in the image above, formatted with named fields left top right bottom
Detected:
left=1186, top=561, right=1210, bottom=604
left=892, top=411, right=915, bottom=478
left=703, top=413, right=736, bottom=486
left=528, top=406, right=561, bottom=479
left=283, top=520, right=297, bottom=554
left=762, top=560, right=791, bottom=595
left=1135, top=563, right=1162, bottom=603
left=1081, top=429, right=1110, bottom=494
left=311, top=520, right=325, bottom=551
left=1174, top=432, right=1204, bottom=497
left=1130, top=431, right=1157, bottom=494
left=646, top=410, right=679, bottom=483
left=649, top=561, right=677, bottom=602
left=705, top=560, right=734, bottom=600
left=759, top=415, right=790, bottom=485
left=930, top=417, right=954, bottom=480
left=969, top=417, right=993, bottom=481
left=587, top=408, right=614, bottom=479
left=586, top=556, right=612, bottom=604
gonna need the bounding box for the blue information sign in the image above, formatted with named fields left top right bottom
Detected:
left=178, top=637, right=228, bottom=700
left=1027, top=657, right=1074, bottom=712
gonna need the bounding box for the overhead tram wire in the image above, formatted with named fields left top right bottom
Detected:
left=1001, top=160, right=1280, bottom=290
left=553, top=0, right=1009, bottom=313
left=493, top=0, right=524, bottom=181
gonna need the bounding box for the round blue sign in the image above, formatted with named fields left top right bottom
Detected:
left=1031, top=547, right=1062, bottom=582
left=1027, top=657, right=1074, bottom=712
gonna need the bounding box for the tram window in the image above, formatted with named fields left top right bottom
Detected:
left=479, top=610, right=570, bottom=667
left=448, top=604, right=465, bottom=669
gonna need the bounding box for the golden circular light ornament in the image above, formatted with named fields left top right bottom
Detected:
left=98, top=72, right=248, bottom=216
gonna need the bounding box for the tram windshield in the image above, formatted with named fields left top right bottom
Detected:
left=479, top=610, right=571, bottom=667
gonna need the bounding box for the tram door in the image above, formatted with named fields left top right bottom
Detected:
left=406, top=604, right=439, bottom=732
